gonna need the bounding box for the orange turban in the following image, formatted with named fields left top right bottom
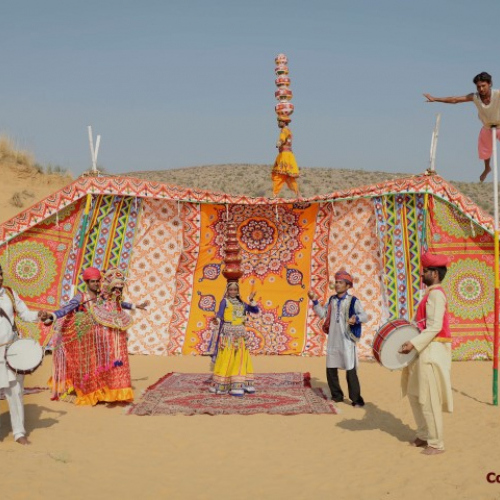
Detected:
left=82, top=267, right=101, bottom=281
left=335, top=270, right=353, bottom=285
left=421, top=253, right=449, bottom=268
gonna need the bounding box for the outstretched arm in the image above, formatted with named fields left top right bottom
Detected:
left=423, top=93, right=473, bottom=104
left=121, top=300, right=149, bottom=310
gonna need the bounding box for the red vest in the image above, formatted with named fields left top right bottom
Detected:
left=415, top=286, right=451, bottom=342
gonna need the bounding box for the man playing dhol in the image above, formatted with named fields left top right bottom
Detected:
left=399, top=253, right=453, bottom=456
left=0, top=264, right=50, bottom=444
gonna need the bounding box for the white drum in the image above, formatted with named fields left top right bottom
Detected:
left=372, top=319, right=419, bottom=370
left=5, top=338, right=44, bottom=375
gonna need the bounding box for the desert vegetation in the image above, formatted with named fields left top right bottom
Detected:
left=127, top=164, right=496, bottom=216
left=0, top=136, right=72, bottom=221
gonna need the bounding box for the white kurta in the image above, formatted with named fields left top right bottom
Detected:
left=0, top=287, right=40, bottom=388
left=314, top=294, right=368, bottom=370
left=401, top=285, right=453, bottom=413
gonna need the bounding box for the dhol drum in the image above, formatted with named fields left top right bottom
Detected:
left=5, top=338, right=44, bottom=375
left=372, top=319, right=419, bottom=370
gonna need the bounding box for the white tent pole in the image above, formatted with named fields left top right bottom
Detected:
left=94, top=135, right=101, bottom=167
left=429, top=113, right=441, bottom=172
left=88, top=125, right=97, bottom=174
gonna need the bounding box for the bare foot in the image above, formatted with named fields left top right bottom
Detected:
left=421, top=446, right=445, bottom=455
left=16, top=436, right=30, bottom=445
left=410, top=438, right=428, bottom=448
left=480, top=167, right=491, bottom=182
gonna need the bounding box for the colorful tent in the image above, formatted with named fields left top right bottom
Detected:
left=0, top=172, right=495, bottom=360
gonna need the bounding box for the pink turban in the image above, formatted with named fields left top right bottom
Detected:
left=421, top=253, right=449, bottom=268
left=82, top=267, right=101, bottom=281
left=335, top=270, right=353, bottom=285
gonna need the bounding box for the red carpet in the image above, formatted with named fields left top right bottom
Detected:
left=127, top=372, right=338, bottom=416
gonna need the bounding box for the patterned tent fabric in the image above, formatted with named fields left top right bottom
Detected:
left=1, top=199, right=84, bottom=342
left=374, top=194, right=425, bottom=321
left=182, top=202, right=318, bottom=355
left=427, top=197, right=494, bottom=360
left=0, top=173, right=496, bottom=360
left=125, top=199, right=184, bottom=355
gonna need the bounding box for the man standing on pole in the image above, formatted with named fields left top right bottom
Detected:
left=424, top=71, right=500, bottom=182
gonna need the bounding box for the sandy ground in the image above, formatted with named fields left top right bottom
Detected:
left=1, top=355, right=499, bottom=500
left=0, top=163, right=71, bottom=224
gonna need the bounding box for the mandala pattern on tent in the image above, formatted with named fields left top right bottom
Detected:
left=183, top=203, right=318, bottom=355
left=4, top=241, right=57, bottom=298
left=427, top=197, right=495, bottom=360
left=209, top=204, right=305, bottom=280
left=445, top=258, right=493, bottom=320
left=433, top=198, right=486, bottom=239
left=0, top=198, right=84, bottom=341
left=452, top=339, right=492, bottom=361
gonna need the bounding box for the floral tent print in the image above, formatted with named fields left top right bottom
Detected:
left=0, top=173, right=496, bottom=360
left=427, top=197, right=495, bottom=360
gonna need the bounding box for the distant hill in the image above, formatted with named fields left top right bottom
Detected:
left=0, top=138, right=494, bottom=226
left=127, top=164, right=495, bottom=217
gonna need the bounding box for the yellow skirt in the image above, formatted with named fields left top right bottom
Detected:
left=273, top=151, right=299, bottom=177
left=212, top=324, right=254, bottom=391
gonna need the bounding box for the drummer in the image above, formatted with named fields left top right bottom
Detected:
left=399, top=253, right=453, bottom=455
left=308, top=270, right=368, bottom=407
left=0, top=264, right=50, bottom=445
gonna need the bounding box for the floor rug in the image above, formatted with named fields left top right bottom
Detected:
left=127, top=372, right=337, bottom=416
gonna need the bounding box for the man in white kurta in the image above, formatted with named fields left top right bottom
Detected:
left=309, top=270, right=368, bottom=407
left=400, top=254, right=453, bottom=455
left=0, top=265, right=45, bottom=444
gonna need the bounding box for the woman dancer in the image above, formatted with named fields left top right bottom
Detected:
left=272, top=114, right=300, bottom=197
left=209, top=282, right=259, bottom=396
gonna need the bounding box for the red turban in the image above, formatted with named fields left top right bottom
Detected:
left=421, top=253, right=449, bottom=268
left=335, top=270, right=353, bottom=285
left=82, top=267, right=101, bottom=281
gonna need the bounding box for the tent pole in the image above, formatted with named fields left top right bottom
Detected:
left=429, top=113, right=441, bottom=172
left=493, top=125, right=499, bottom=406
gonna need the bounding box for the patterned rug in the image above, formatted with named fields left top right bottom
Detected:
left=127, top=372, right=338, bottom=416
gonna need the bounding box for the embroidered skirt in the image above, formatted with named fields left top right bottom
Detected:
left=212, top=323, right=254, bottom=391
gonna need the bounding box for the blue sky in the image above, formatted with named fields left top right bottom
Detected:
left=1, top=0, right=499, bottom=181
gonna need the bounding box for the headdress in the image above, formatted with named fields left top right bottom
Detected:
left=335, top=270, right=354, bottom=286
left=421, top=253, right=449, bottom=268
left=82, top=267, right=101, bottom=281
left=101, top=268, right=126, bottom=296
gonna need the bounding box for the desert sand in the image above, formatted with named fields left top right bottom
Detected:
left=1, top=355, right=499, bottom=500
